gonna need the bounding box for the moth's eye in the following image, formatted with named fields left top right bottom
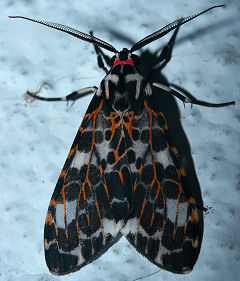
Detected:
left=131, top=54, right=140, bottom=66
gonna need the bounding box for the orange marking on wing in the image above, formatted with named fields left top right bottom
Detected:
left=154, top=182, right=161, bottom=201
left=133, top=179, right=137, bottom=191
left=82, top=182, right=86, bottom=200
left=61, top=189, right=67, bottom=236
left=114, top=149, right=120, bottom=163
left=81, top=101, right=103, bottom=207
left=103, top=182, right=110, bottom=201
left=86, top=177, right=94, bottom=199
left=159, top=182, right=166, bottom=209
left=139, top=163, right=143, bottom=175
left=68, top=147, right=77, bottom=158
left=180, top=167, right=186, bottom=176
left=144, top=101, right=158, bottom=181
left=99, top=165, right=103, bottom=175
left=171, top=145, right=178, bottom=156
left=187, top=197, right=195, bottom=206
left=45, top=212, right=53, bottom=225
left=191, top=208, right=198, bottom=223
left=158, top=111, right=168, bottom=130
left=94, top=195, right=103, bottom=228
left=160, top=220, right=166, bottom=244
left=176, top=190, right=182, bottom=227
left=86, top=212, right=90, bottom=227
left=178, top=182, right=184, bottom=194
left=177, top=169, right=180, bottom=178
left=123, top=111, right=134, bottom=137
left=76, top=219, right=80, bottom=244
left=138, top=197, right=147, bottom=227
left=144, top=101, right=153, bottom=143
left=118, top=170, right=124, bottom=184
left=109, top=112, right=120, bottom=138
left=63, top=168, right=70, bottom=183
left=150, top=211, right=155, bottom=227
left=50, top=198, right=57, bottom=208
left=172, top=227, right=177, bottom=241
left=60, top=169, right=66, bottom=178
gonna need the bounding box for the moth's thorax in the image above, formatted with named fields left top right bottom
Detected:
left=96, top=48, right=152, bottom=113
left=106, top=67, right=144, bottom=113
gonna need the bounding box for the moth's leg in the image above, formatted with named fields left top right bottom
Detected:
left=26, top=84, right=97, bottom=103
left=147, top=24, right=181, bottom=81
left=90, top=31, right=111, bottom=73
left=152, top=82, right=235, bottom=107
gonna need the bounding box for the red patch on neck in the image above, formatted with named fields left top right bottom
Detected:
left=114, top=59, right=134, bottom=65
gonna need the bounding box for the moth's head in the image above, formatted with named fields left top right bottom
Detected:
left=111, top=48, right=139, bottom=67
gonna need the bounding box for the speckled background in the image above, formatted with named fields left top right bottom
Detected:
left=1, top=1, right=239, bottom=280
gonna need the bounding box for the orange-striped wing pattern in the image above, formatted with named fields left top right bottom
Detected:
left=44, top=93, right=202, bottom=275
left=122, top=99, right=201, bottom=274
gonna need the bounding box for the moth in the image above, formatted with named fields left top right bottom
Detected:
left=10, top=5, right=235, bottom=276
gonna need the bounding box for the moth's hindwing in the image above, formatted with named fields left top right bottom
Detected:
left=44, top=95, right=131, bottom=275
left=121, top=100, right=202, bottom=274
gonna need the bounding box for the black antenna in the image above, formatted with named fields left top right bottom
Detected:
left=131, top=5, right=225, bottom=52
left=8, top=16, right=117, bottom=53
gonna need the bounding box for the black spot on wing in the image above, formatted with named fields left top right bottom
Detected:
left=45, top=243, right=79, bottom=275
left=65, top=183, right=80, bottom=201
left=134, top=183, right=146, bottom=217
left=104, top=129, right=112, bottom=141
left=88, top=164, right=100, bottom=186
left=58, top=228, right=68, bottom=251
left=161, top=219, right=174, bottom=250
left=147, top=238, right=160, bottom=260
left=78, top=131, right=93, bottom=153
left=105, top=172, right=125, bottom=201
left=136, top=157, right=142, bottom=169
left=155, top=162, right=164, bottom=182
left=140, top=129, right=149, bottom=143
left=127, top=150, right=136, bottom=163
left=132, top=128, right=140, bottom=141
left=172, top=226, right=185, bottom=249
left=141, top=165, right=154, bottom=185
left=67, top=219, right=79, bottom=251
left=92, top=233, right=104, bottom=252
left=163, top=181, right=179, bottom=199
left=88, top=204, right=101, bottom=234
left=140, top=201, right=153, bottom=233
left=165, top=165, right=178, bottom=181
left=81, top=239, right=92, bottom=260
left=79, top=165, right=88, bottom=183
left=95, top=130, right=104, bottom=143
left=137, top=232, right=147, bottom=253
left=152, top=128, right=166, bottom=152
left=107, top=151, right=115, bottom=164
left=95, top=183, right=112, bottom=220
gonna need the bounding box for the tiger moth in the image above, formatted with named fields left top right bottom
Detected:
left=10, top=4, right=235, bottom=276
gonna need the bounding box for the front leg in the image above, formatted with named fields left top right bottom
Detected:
left=152, top=82, right=235, bottom=108
left=26, top=82, right=97, bottom=104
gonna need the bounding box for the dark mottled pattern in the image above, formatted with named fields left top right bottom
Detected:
left=44, top=91, right=202, bottom=276
left=123, top=100, right=201, bottom=274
